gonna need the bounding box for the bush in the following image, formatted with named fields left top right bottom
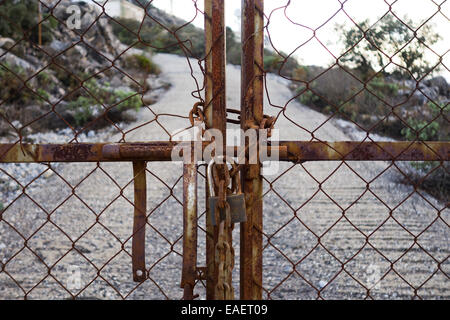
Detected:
left=0, top=63, right=40, bottom=105
left=67, top=79, right=142, bottom=127
left=111, top=17, right=205, bottom=58
left=401, top=102, right=448, bottom=141
left=124, top=54, right=160, bottom=75
left=263, top=49, right=300, bottom=78
left=292, top=68, right=410, bottom=137
left=0, top=0, right=56, bottom=45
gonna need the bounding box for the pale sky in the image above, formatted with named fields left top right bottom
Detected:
left=151, top=0, right=449, bottom=77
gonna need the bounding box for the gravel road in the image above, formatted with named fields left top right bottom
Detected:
left=0, top=53, right=448, bottom=300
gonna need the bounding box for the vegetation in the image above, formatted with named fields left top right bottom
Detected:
left=0, top=0, right=57, bottom=45
left=0, top=63, right=44, bottom=106
left=67, top=79, right=142, bottom=127
left=111, top=15, right=298, bottom=72
left=401, top=102, right=447, bottom=142
left=226, top=27, right=241, bottom=65
left=263, top=49, right=301, bottom=78
left=123, top=53, right=161, bottom=75
left=288, top=17, right=448, bottom=201
left=111, top=17, right=205, bottom=58
left=336, top=15, right=440, bottom=79
left=292, top=15, right=444, bottom=138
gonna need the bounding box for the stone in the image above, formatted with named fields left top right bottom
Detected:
left=425, top=76, right=449, bottom=97
left=0, top=37, right=14, bottom=50
left=0, top=51, right=35, bottom=71
left=49, top=40, right=70, bottom=53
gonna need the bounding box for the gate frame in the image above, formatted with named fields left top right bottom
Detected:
left=0, top=0, right=449, bottom=301
left=240, top=0, right=265, bottom=300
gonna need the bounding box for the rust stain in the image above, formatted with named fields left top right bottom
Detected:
left=281, top=141, right=449, bottom=162
left=181, top=161, right=198, bottom=300
left=0, top=142, right=448, bottom=163
left=132, top=161, right=147, bottom=283
left=52, top=144, right=95, bottom=162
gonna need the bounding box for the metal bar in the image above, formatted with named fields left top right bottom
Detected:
left=132, top=161, right=147, bottom=282
left=204, top=0, right=227, bottom=300
left=181, top=160, right=198, bottom=300
left=204, top=0, right=215, bottom=299
left=1, top=142, right=448, bottom=163
left=280, top=141, right=450, bottom=161
left=38, top=2, right=42, bottom=46
left=211, top=0, right=227, bottom=136
left=240, top=0, right=264, bottom=300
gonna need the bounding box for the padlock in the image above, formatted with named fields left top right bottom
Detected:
left=207, top=156, right=247, bottom=226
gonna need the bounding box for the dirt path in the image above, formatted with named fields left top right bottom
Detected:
left=0, top=54, right=448, bottom=299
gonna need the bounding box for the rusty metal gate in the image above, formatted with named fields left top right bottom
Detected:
left=0, top=0, right=448, bottom=299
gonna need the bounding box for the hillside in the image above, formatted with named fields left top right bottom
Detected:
left=0, top=1, right=167, bottom=140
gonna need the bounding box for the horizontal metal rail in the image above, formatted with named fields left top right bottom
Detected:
left=0, top=141, right=448, bottom=163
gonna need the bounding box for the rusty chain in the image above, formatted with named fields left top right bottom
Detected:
left=211, top=163, right=235, bottom=300
left=189, top=100, right=237, bottom=300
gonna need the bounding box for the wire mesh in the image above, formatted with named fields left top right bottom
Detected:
left=0, top=0, right=208, bottom=299
left=0, top=0, right=448, bottom=300
left=260, top=0, right=449, bottom=299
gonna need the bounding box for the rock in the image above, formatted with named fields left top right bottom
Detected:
left=397, top=88, right=413, bottom=96
left=110, top=76, right=123, bottom=88
left=146, top=75, right=168, bottom=90
left=412, top=90, right=427, bottom=106
left=142, top=92, right=158, bottom=105
left=58, top=87, right=67, bottom=97
left=49, top=40, right=71, bottom=53
left=425, top=76, right=449, bottom=97
left=20, top=104, right=74, bottom=131
left=11, top=120, right=22, bottom=129
left=318, top=280, right=328, bottom=289
left=419, top=85, right=439, bottom=100
left=0, top=51, right=35, bottom=71
left=43, top=171, right=54, bottom=179
left=0, top=37, right=14, bottom=50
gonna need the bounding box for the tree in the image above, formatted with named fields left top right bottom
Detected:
left=337, top=15, right=440, bottom=79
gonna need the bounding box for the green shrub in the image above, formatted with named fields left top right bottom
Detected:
left=111, top=17, right=205, bottom=58
left=124, top=54, right=160, bottom=75
left=293, top=69, right=408, bottom=136
left=264, top=49, right=301, bottom=78
left=398, top=102, right=448, bottom=201
left=69, top=96, right=95, bottom=127
left=67, top=79, right=142, bottom=127
left=36, top=88, right=50, bottom=104
left=401, top=102, right=448, bottom=142
left=0, top=63, right=38, bottom=105
left=0, top=0, right=56, bottom=45
left=115, top=90, right=142, bottom=111
left=298, top=89, right=320, bottom=106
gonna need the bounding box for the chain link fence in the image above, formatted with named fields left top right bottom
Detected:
left=260, top=0, right=449, bottom=299
left=0, top=0, right=448, bottom=300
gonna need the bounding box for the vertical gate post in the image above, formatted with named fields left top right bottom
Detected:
left=240, top=0, right=264, bottom=300
left=132, top=161, right=147, bottom=282
left=204, top=0, right=227, bottom=299
left=181, top=158, right=198, bottom=300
